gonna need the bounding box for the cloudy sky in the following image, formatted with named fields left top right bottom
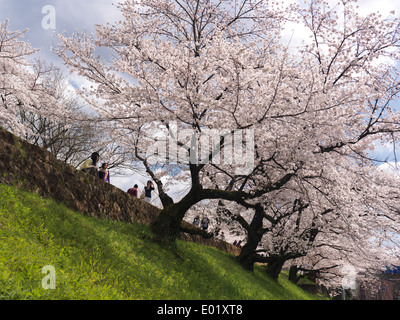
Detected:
left=1, top=0, right=400, bottom=195
left=0, top=0, right=121, bottom=63
left=0, top=0, right=399, bottom=66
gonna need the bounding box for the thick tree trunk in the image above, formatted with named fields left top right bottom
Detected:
left=238, top=204, right=265, bottom=271
left=265, top=256, right=286, bottom=281
left=237, top=228, right=264, bottom=271
left=288, top=265, right=300, bottom=284
left=151, top=188, right=201, bottom=242
left=238, top=242, right=259, bottom=271
left=151, top=203, right=185, bottom=242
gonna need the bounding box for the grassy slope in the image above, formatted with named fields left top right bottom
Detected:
left=0, top=184, right=322, bottom=300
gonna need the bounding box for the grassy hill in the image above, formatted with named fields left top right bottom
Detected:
left=0, top=183, right=323, bottom=300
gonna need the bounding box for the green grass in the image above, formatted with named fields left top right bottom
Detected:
left=0, top=184, right=323, bottom=300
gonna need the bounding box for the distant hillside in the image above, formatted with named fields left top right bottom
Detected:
left=0, top=183, right=322, bottom=300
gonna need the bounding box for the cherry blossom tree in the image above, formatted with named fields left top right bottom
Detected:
left=56, top=0, right=298, bottom=241
left=14, top=59, right=101, bottom=168
left=56, top=0, right=400, bottom=244
left=0, top=20, right=49, bottom=135
left=287, top=168, right=400, bottom=289
left=215, top=163, right=400, bottom=282
left=0, top=20, right=94, bottom=164
left=0, top=23, right=129, bottom=171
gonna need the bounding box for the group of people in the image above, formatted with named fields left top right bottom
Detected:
left=233, top=240, right=243, bottom=248
left=192, top=215, right=210, bottom=231
left=80, top=152, right=156, bottom=203
left=127, top=180, right=155, bottom=204
left=80, top=152, right=110, bottom=183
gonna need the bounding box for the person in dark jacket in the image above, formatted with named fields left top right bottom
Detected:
left=201, top=216, right=210, bottom=231
left=144, top=180, right=155, bottom=203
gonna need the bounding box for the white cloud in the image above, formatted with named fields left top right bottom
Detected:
left=54, top=0, right=122, bottom=31
left=354, top=0, right=400, bottom=17
left=379, top=162, right=400, bottom=178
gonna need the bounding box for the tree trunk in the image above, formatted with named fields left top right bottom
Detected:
left=151, top=203, right=184, bottom=242
left=238, top=242, right=258, bottom=271
left=289, top=265, right=300, bottom=284
left=238, top=228, right=265, bottom=271
left=238, top=204, right=265, bottom=271
left=151, top=189, right=201, bottom=242
left=265, top=256, right=286, bottom=281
